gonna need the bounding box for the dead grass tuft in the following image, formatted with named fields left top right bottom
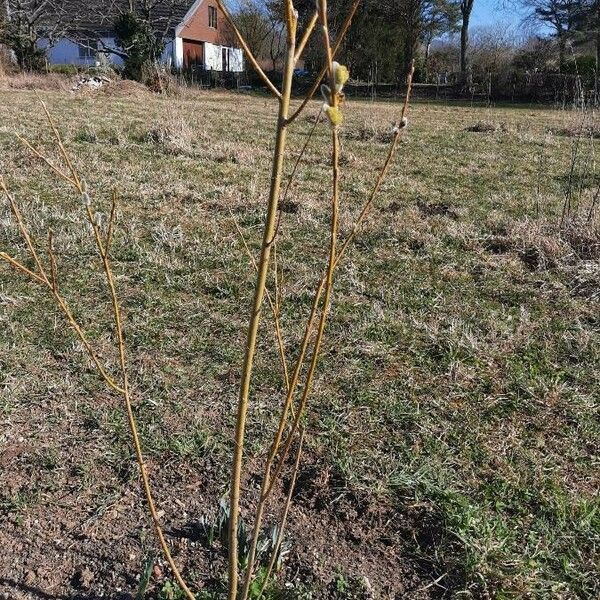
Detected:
left=561, top=218, right=600, bottom=259
left=0, top=72, right=70, bottom=91
left=344, top=120, right=394, bottom=144
left=143, top=114, right=194, bottom=155
left=98, top=79, right=150, bottom=98
left=465, top=120, right=509, bottom=133
left=551, top=123, right=600, bottom=138
left=483, top=216, right=600, bottom=269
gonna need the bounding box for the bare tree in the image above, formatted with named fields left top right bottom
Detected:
left=460, top=0, right=475, bottom=79
left=1, top=0, right=69, bottom=69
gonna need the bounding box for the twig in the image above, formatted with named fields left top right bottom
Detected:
left=227, top=11, right=298, bottom=600
left=48, top=230, right=58, bottom=292
left=105, top=190, right=117, bottom=254
left=257, top=427, right=305, bottom=598
left=286, top=0, right=361, bottom=125
left=294, top=11, right=318, bottom=63
left=15, top=133, right=74, bottom=185
left=6, top=104, right=196, bottom=600
left=0, top=252, right=46, bottom=284
left=1, top=175, right=50, bottom=285
left=215, top=0, right=282, bottom=100
left=229, top=211, right=290, bottom=392
left=265, top=61, right=415, bottom=498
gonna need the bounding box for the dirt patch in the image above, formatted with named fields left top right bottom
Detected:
left=344, top=122, right=394, bottom=144
left=465, top=120, right=509, bottom=133
left=417, top=200, right=458, bottom=220
left=0, top=415, right=434, bottom=599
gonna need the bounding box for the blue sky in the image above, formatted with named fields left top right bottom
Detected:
left=470, top=0, right=530, bottom=33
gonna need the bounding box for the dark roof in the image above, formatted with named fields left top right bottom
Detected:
left=4, top=0, right=194, bottom=38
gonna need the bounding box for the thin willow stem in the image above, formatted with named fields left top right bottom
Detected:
left=15, top=133, right=74, bottom=185
left=8, top=101, right=196, bottom=599
left=294, top=11, right=318, bottom=63
left=47, top=230, right=58, bottom=292
left=286, top=0, right=361, bottom=125
left=257, top=427, right=305, bottom=599
left=215, top=0, right=281, bottom=100
left=0, top=180, right=125, bottom=393
left=1, top=175, right=50, bottom=285
left=241, top=7, right=341, bottom=596
left=265, top=62, right=415, bottom=498
left=333, top=61, right=415, bottom=269
left=0, top=252, right=46, bottom=284
left=39, top=98, right=82, bottom=189
left=81, top=189, right=196, bottom=600
left=105, top=190, right=117, bottom=253
left=228, top=13, right=298, bottom=600
left=229, top=211, right=290, bottom=393
left=268, top=106, right=323, bottom=247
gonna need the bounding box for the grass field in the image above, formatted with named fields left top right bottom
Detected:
left=0, top=83, right=598, bottom=599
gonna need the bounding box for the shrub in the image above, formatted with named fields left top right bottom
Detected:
left=114, top=12, right=164, bottom=81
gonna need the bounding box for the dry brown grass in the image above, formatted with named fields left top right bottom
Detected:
left=0, top=72, right=71, bottom=91
left=0, top=86, right=598, bottom=600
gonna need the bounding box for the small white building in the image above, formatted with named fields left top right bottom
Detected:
left=37, top=0, right=243, bottom=72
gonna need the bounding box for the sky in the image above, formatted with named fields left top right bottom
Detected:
left=470, top=0, right=531, bottom=34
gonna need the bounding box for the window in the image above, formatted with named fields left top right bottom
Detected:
left=208, top=5, right=217, bottom=28
left=78, top=39, right=97, bottom=60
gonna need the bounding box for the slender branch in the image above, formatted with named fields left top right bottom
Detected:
left=1, top=175, right=50, bottom=285
left=39, top=97, right=82, bottom=189
left=81, top=187, right=196, bottom=600
left=15, top=133, right=75, bottom=185
left=268, top=106, right=323, bottom=248
left=94, top=223, right=196, bottom=600
left=228, top=13, right=297, bottom=600
left=48, top=229, right=58, bottom=292
left=229, top=211, right=290, bottom=392
left=294, top=10, right=318, bottom=63
left=257, top=427, right=305, bottom=598
left=105, top=190, right=117, bottom=254
left=0, top=179, right=125, bottom=395
left=10, top=103, right=196, bottom=600
left=334, top=61, right=415, bottom=269
left=266, top=63, right=415, bottom=490
left=0, top=252, right=46, bottom=284
left=286, top=0, right=361, bottom=125
left=215, top=0, right=282, bottom=100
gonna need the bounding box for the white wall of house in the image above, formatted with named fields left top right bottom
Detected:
left=203, top=42, right=243, bottom=72
left=173, top=37, right=184, bottom=69
left=229, top=47, right=243, bottom=72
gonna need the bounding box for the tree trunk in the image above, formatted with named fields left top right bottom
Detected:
left=558, top=33, right=566, bottom=73
left=596, top=1, right=600, bottom=73
left=403, top=29, right=419, bottom=82
left=460, top=14, right=470, bottom=75
left=424, top=38, right=432, bottom=82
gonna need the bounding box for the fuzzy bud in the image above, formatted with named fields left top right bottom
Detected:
left=392, top=117, right=408, bottom=134
left=93, top=212, right=102, bottom=227
left=324, top=104, right=343, bottom=127
left=82, top=191, right=91, bottom=207
left=80, top=179, right=87, bottom=193
left=333, top=62, right=349, bottom=93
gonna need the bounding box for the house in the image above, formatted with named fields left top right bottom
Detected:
left=36, top=0, right=243, bottom=72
